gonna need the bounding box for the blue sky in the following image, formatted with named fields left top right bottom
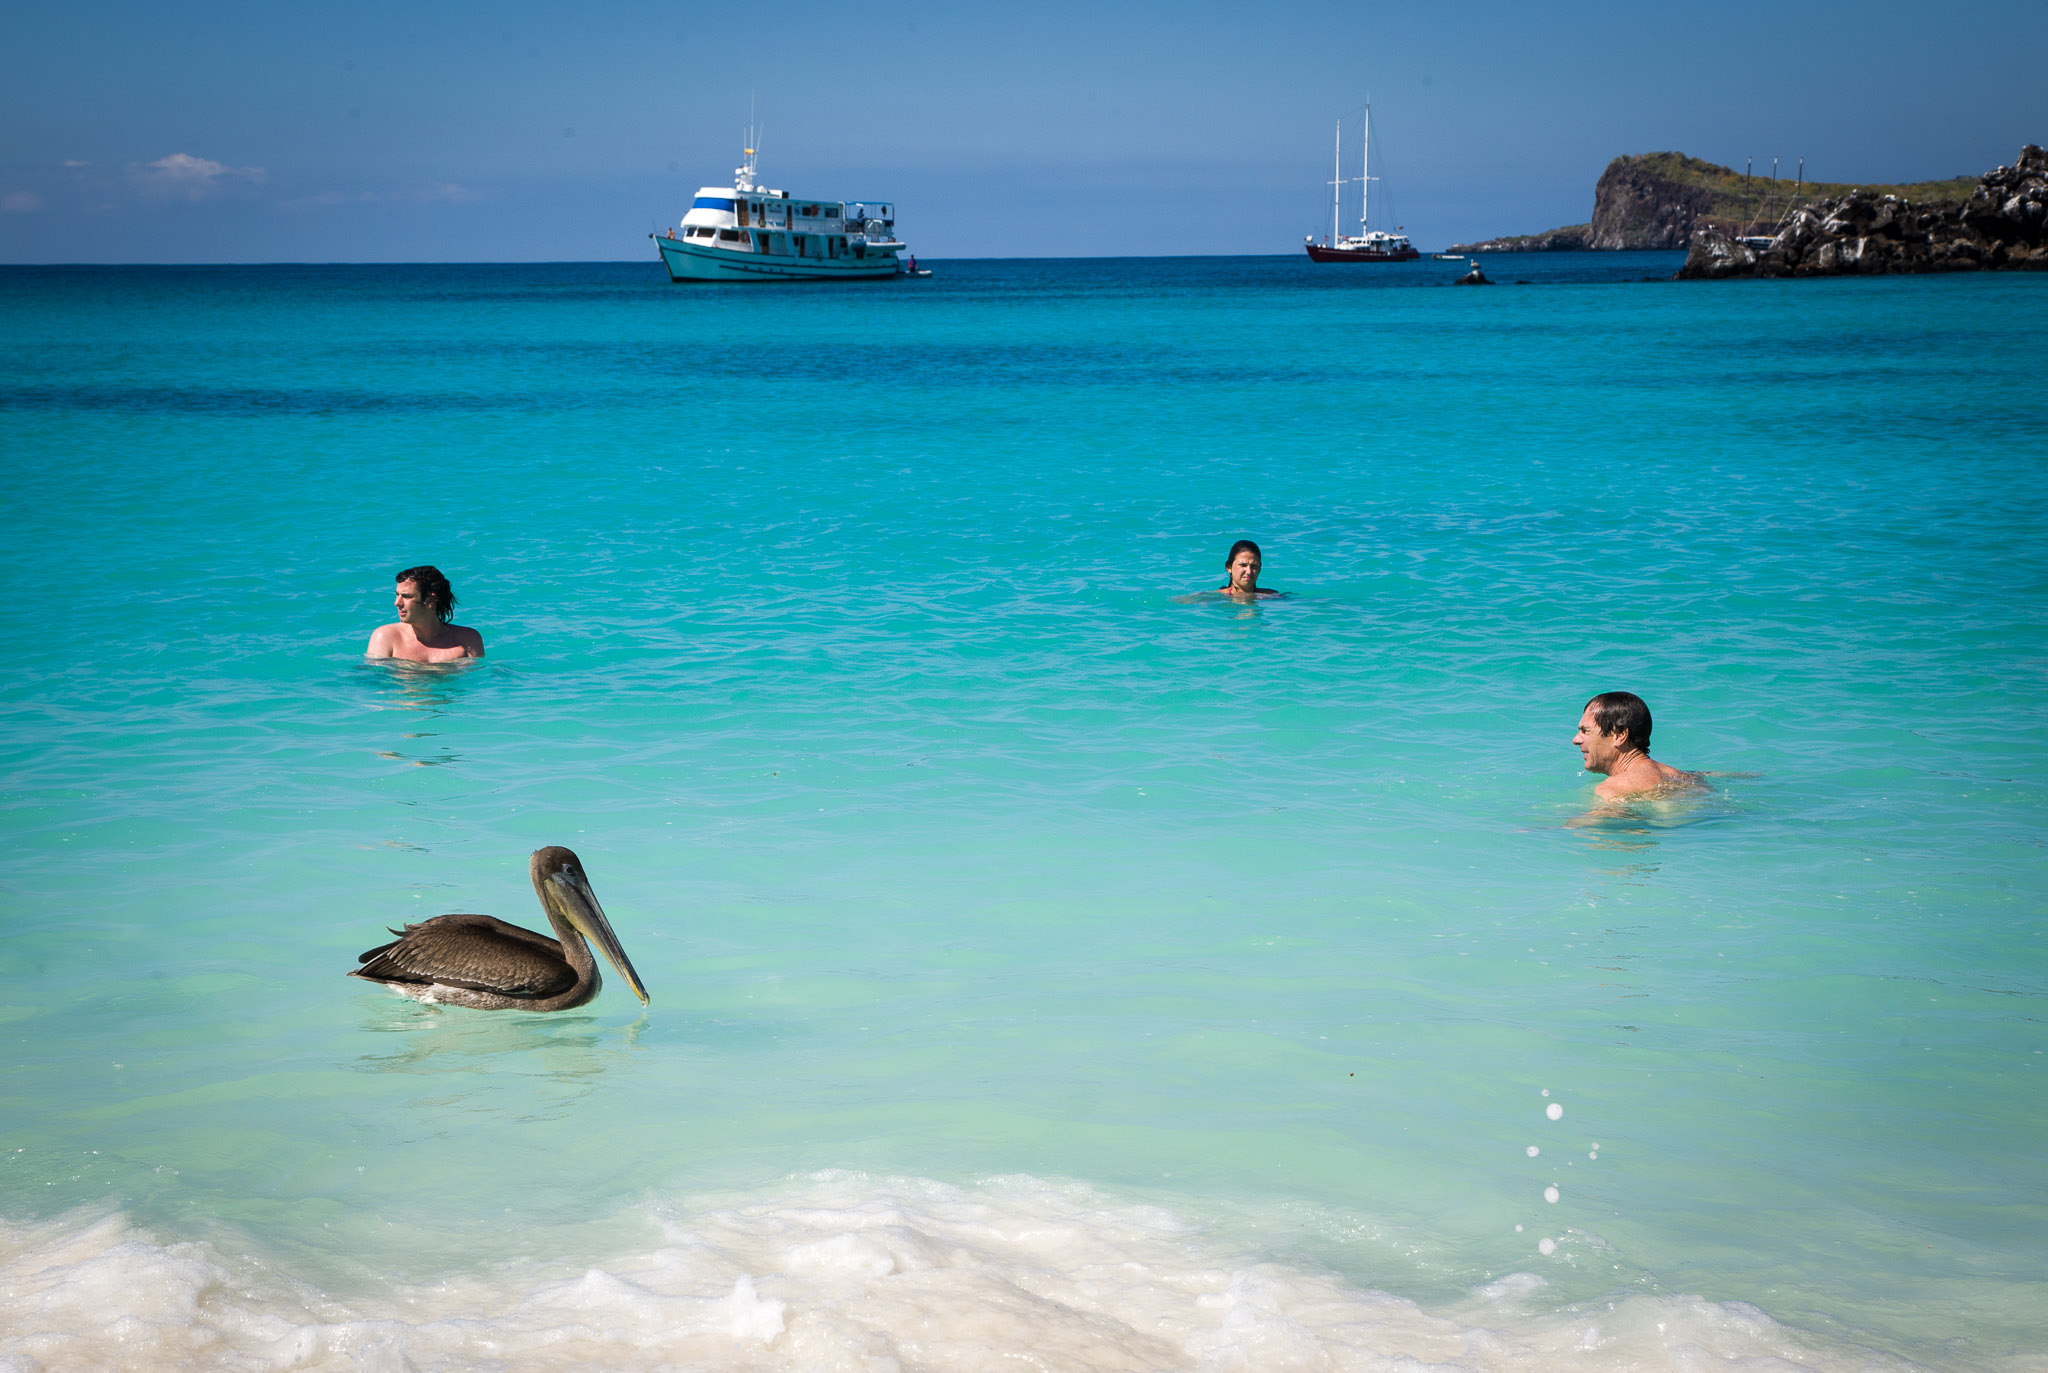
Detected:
left=2, top=0, right=2039, bottom=261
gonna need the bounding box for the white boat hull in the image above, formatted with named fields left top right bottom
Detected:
left=653, top=234, right=903, bottom=283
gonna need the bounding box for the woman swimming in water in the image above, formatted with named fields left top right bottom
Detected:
left=1218, top=539, right=1279, bottom=598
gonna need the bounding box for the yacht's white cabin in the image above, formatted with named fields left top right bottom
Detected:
left=673, top=186, right=898, bottom=261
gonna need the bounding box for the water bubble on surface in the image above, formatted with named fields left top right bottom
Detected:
left=1526, top=1146, right=1540, bottom=1157
left=1539, top=1237, right=1558, bottom=1256
left=1515, top=1224, right=1524, bottom=1232
left=1541, top=1089, right=1550, bottom=1097
left=1544, top=1186, right=1560, bottom=1204
left=1547, top=1103, right=1563, bottom=1120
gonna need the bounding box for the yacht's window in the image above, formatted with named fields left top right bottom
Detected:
left=718, top=228, right=740, bottom=242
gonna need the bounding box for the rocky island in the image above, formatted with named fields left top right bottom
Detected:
left=1679, top=144, right=2047, bottom=278
left=1450, top=152, right=1978, bottom=254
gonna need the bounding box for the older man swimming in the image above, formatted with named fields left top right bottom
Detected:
left=366, top=565, right=485, bottom=662
left=1572, top=691, right=1697, bottom=799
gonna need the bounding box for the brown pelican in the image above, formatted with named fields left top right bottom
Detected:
left=349, top=846, right=649, bottom=1011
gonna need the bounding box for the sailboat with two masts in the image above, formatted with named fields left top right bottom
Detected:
left=1305, top=103, right=1419, bottom=263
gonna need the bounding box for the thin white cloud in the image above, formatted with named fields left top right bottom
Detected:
left=282, top=181, right=484, bottom=211
left=63, top=159, right=90, bottom=168
left=137, top=153, right=267, bottom=200
left=287, top=190, right=374, bottom=207
left=413, top=182, right=481, bottom=204
left=150, top=153, right=229, bottom=181
left=2, top=191, right=45, bottom=213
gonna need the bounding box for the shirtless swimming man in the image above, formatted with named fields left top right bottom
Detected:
left=1572, top=691, right=1694, bottom=799
left=366, top=565, right=485, bottom=662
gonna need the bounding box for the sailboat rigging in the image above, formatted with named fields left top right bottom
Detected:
left=1305, top=103, right=1419, bottom=263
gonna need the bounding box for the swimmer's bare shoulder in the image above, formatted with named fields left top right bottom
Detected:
left=366, top=623, right=484, bottom=661
left=1593, top=763, right=1704, bottom=801
left=1175, top=588, right=1286, bottom=604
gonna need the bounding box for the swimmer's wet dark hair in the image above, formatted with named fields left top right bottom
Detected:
left=1225, top=539, right=1262, bottom=567
left=1584, top=691, right=1652, bottom=753
left=396, top=565, right=456, bottom=620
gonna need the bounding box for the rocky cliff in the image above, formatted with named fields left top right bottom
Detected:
left=1586, top=155, right=1720, bottom=249
left=1678, top=144, right=2048, bottom=278
left=1450, top=153, right=1979, bottom=253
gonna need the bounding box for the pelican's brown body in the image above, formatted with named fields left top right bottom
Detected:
left=350, top=846, right=648, bottom=1011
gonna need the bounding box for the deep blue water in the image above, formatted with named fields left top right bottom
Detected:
left=1, top=253, right=2044, bottom=1372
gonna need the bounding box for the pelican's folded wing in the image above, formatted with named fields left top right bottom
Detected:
left=352, top=913, right=576, bottom=1000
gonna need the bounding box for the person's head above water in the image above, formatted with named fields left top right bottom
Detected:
left=1577, top=691, right=1652, bottom=765
left=368, top=565, right=484, bottom=662
left=1572, top=691, right=1694, bottom=802
left=395, top=565, right=456, bottom=624
left=1220, top=540, right=1269, bottom=596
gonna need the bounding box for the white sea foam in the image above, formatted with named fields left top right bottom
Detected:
left=0, top=1175, right=1932, bottom=1373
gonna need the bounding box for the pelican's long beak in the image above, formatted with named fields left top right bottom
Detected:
left=546, top=867, right=650, bottom=1005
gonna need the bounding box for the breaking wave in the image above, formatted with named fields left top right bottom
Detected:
left=0, top=1173, right=1927, bottom=1373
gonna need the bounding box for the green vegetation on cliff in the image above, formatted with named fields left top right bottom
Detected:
left=1625, top=152, right=1977, bottom=224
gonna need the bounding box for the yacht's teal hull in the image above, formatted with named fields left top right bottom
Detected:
left=653, top=234, right=903, bottom=283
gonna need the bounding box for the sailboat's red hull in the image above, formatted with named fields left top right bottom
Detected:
left=1305, top=243, right=1420, bottom=263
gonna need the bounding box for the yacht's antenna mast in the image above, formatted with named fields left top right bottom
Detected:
left=737, top=93, right=759, bottom=191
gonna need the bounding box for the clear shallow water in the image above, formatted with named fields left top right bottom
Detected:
left=1, top=254, right=2044, bottom=1371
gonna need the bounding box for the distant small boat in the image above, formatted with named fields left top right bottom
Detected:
left=1304, top=103, right=1420, bottom=264
left=1430, top=252, right=1467, bottom=261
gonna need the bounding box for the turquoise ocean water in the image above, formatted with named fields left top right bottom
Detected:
left=1, top=254, right=2043, bottom=1371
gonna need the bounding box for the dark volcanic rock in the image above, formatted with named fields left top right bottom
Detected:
left=1588, top=161, right=1714, bottom=250
left=1446, top=224, right=1589, bottom=253
left=1678, top=144, right=2047, bottom=279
